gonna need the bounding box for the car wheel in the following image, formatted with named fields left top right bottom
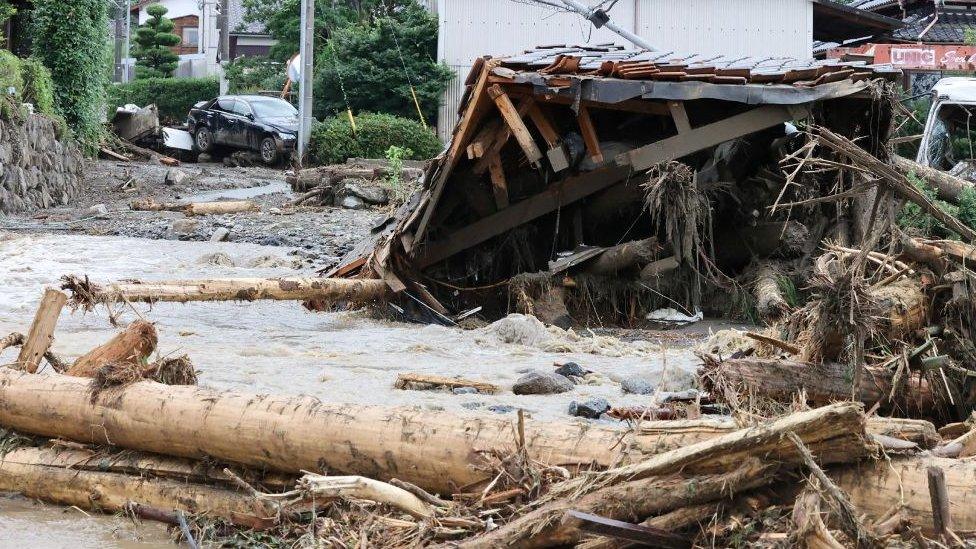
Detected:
left=195, top=127, right=214, bottom=153
left=260, top=137, right=279, bottom=165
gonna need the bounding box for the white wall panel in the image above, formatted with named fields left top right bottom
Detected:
left=635, top=0, right=813, bottom=59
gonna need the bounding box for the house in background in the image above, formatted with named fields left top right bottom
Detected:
left=427, top=0, right=898, bottom=141
left=825, top=0, right=976, bottom=94
left=120, top=0, right=276, bottom=80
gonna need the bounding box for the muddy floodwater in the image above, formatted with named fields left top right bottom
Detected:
left=0, top=231, right=708, bottom=547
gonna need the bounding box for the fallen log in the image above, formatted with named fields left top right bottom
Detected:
left=892, top=155, right=976, bottom=204
left=62, top=275, right=389, bottom=306
left=15, top=289, right=67, bottom=373
left=632, top=415, right=937, bottom=453
left=184, top=200, right=260, bottom=216
left=67, top=320, right=157, bottom=378
left=460, top=403, right=872, bottom=548
left=0, top=446, right=275, bottom=529
left=753, top=263, right=790, bottom=323
left=701, top=356, right=936, bottom=414
left=0, top=369, right=658, bottom=494
left=459, top=459, right=775, bottom=549
left=585, top=238, right=660, bottom=275
left=394, top=373, right=499, bottom=394
left=832, top=456, right=976, bottom=536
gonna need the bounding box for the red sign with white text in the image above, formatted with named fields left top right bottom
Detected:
left=828, top=43, right=976, bottom=70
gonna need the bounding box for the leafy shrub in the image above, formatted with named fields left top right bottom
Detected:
left=225, top=56, right=288, bottom=95
left=898, top=172, right=964, bottom=238
left=310, top=112, right=441, bottom=165
left=106, top=77, right=219, bottom=124
left=0, top=49, right=23, bottom=97
left=19, top=57, right=55, bottom=116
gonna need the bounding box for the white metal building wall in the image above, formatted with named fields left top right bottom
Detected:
left=433, top=0, right=813, bottom=141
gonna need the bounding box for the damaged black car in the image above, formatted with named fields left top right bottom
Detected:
left=187, top=95, right=298, bottom=164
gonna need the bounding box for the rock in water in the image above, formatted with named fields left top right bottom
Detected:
left=621, top=376, right=654, bottom=395
left=569, top=398, right=611, bottom=419
left=513, top=371, right=574, bottom=395
left=554, top=362, right=586, bottom=378
left=452, top=386, right=479, bottom=395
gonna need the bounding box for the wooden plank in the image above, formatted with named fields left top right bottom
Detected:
left=487, top=85, right=543, bottom=168
left=622, top=104, right=811, bottom=172
left=568, top=510, right=692, bottom=549
left=668, top=101, right=692, bottom=134
left=487, top=153, right=510, bottom=209
left=577, top=105, right=604, bottom=164
left=417, top=103, right=814, bottom=268
left=15, top=289, right=68, bottom=373
left=466, top=119, right=501, bottom=160
left=526, top=103, right=560, bottom=148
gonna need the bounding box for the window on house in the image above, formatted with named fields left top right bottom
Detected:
left=183, top=27, right=199, bottom=47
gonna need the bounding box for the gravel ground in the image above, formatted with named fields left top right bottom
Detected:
left=0, top=158, right=385, bottom=269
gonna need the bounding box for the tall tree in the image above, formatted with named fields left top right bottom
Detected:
left=32, top=0, right=107, bottom=150
left=313, top=2, right=452, bottom=123
left=132, top=3, right=181, bottom=79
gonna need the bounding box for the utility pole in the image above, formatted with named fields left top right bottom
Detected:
left=529, top=0, right=656, bottom=51
left=297, top=0, right=315, bottom=162
left=123, top=0, right=132, bottom=83
left=218, top=0, right=230, bottom=94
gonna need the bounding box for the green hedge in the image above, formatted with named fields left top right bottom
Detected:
left=310, top=112, right=442, bottom=165
left=106, top=77, right=219, bottom=124
left=20, top=57, right=55, bottom=116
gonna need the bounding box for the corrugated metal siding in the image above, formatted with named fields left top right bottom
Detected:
left=432, top=0, right=814, bottom=139
left=635, top=0, right=813, bottom=59
left=438, top=64, right=470, bottom=142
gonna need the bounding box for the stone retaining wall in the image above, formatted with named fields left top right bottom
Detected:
left=0, top=113, right=84, bottom=213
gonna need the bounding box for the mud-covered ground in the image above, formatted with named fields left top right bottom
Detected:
left=0, top=159, right=385, bottom=269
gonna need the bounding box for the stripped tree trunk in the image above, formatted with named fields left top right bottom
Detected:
left=184, top=200, right=260, bottom=216
left=701, top=357, right=935, bottom=414
left=63, top=276, right=389, bottom=305
left=586, top=238, right=661, bottom=275
left=0, top=369, right=662, bottom=495
left=892, top=155, right=976, bottom=204
left=0, top=447, right=276, bottom=529
left=832, top=456, right=976, bottom=536
left=67, top=320, right=157, bottom=378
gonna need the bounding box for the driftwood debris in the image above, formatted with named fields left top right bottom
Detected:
left=14, top=289, right=67, bottom=373
left=394, top=373, right=499, bottom=394
left=66, top=320, right=158, bottom=378
left=62, top=275, right=389, bottom=307
left=892, top=154, right=976, bottom=204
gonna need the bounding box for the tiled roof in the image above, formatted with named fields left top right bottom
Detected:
left=501, top=45, right=900, bottom=87
left=892, top=9, right=976, bottom=42
left=228, top=0, right=268, bottom=36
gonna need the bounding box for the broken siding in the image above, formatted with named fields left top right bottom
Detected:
left=434, top=0, right=813, bottom=140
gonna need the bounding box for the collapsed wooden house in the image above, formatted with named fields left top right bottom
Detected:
left=329, top=45, right=902, bottom=324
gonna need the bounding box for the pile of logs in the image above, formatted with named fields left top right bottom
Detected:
left=2, top=284, right=976, bottom=547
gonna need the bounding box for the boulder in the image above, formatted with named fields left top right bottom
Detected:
left=621, top=376, right=654, bottom=395
left=569, top=398, right=611, bottom=419
left=340, top=178, right=389, bottom=205
left=513, top=371, right=574, bottom=395
left=554, top=362, right=587, bottom=378
left=164, top=168, right=189, bottom=186
left=170, top=218, right=200, bottom=236
left=210, top=227, right=230, bottom=242
left=339, top=195, right=366, bottom=210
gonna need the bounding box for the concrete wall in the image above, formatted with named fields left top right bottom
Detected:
left=0, top=113, right=84, bottom=213
left=433, top=0, right=814, bottom=141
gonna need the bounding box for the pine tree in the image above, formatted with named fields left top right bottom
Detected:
left=132, top=3, right=181, bottom=79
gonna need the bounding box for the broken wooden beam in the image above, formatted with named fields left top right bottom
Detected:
left=61, top=275, right=389, bottom=306
left=15, top=289, right=67, bottom=373
left=487, top=153, right=510, bottom=209
left=577, top=105, right=604, bottom=164
left=487, top=84, right=543, bottom=168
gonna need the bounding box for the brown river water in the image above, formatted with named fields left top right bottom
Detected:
left=0, top=232, right=706, bottom=547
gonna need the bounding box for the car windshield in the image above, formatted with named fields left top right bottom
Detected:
left=249, top=99, right=298, bottom=118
